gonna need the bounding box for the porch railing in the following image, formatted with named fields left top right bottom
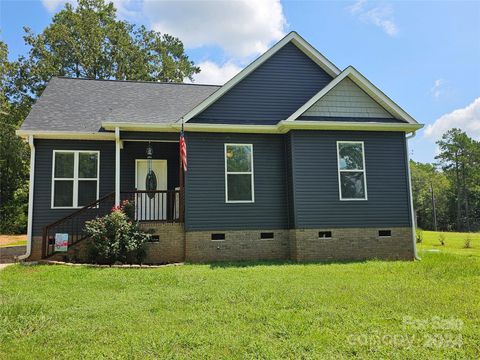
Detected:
left=42, top=192, right=116, bottom=258
left=120, top=190, right=182, bottom=223
left=42, top=189, right=183, bottom=258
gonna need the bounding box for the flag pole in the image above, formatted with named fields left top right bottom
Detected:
left=179, top=120, right=184, bottom=223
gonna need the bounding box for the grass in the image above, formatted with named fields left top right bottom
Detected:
left=1, top=232, right=479, bottom=359
left=0, top=235, right=27, bottom=248
left=418, top=230, right=480, bottom=257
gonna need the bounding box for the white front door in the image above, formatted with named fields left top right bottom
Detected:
left=135, top=160, right=168, bottom=220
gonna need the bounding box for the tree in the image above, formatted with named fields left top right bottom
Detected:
left=435, top=128, right=480, bottom=231
left=410, top=161, right=453, bottom=231
left=15, top=0, right=199, bottom=102
left=1, top=0, right=200, bottom=234
left=0, top=41, right=30, bottom=233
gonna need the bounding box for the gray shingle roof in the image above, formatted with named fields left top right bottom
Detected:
left=20, top=77, right=220, bottom=132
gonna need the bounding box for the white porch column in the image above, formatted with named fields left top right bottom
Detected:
left=115, top=127, right=121, bottom=206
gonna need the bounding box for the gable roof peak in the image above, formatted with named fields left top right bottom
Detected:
left=286, top=65, right=418, bottom=124
left=181, top=31, right=341, bottom=123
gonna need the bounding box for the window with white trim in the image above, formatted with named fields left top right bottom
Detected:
left=52, top=150, right=100, bottom=208
left=225, top=144, right=254, bottom=203
left=337, top=141, right=367, bottom=200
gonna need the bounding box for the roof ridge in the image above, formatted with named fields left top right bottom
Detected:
left=53, top=76, right=220, bottom=87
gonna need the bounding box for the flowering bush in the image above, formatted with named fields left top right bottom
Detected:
left=84, top=200, right=150, bottom=264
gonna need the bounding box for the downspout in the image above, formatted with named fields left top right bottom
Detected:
left=18, top=135, right=35, bottom=261
left=405, top=131, right=421, bottom=260
left=115, top=127, right=120, bottom=206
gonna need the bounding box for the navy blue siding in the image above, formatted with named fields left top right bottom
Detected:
left=290, top=131, right=412, bottom=228
left=32, top=139, right=115, bottom=236
left=185, top=133, right=288, bottom=231
left=190, top=43, right=333, bottom=124
left=120, top=132, right=178, bottom=141
left=120, top=141, right=179, bottom=191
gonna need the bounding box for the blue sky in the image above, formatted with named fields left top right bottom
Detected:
left=1, top=0, right=479, bottom=163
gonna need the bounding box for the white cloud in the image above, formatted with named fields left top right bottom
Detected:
left=430, top=79, right=445, bottom=99
left=143, top=0, right=286, bottom=59
left=347, top=0, right=398, bottom=36
left=42, top=0, right=138, bottom=19
left=41, top=0, right=72, bottom=12
left=191, top=61, right=242, bottom=85
left=424, top=98, right=480, bottom=141
left=42, top=0, right=285, bottom=86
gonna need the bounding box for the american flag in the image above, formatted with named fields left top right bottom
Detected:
left=179, top=125, right=187, bottom=172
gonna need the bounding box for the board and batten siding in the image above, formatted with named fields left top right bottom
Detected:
left=190, top=42, right=333, bottom=124
left=32, top=139, right=115, bottom=236
left=184, top=132, right=289, bottom=231
left=289, top=130, right=412, bottom=229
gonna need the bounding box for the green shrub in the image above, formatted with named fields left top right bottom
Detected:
left=439, top=233, right=446, bottom=246
left=416, top=229, right=424, bottom=243
left=84, top=201, right=149, bottom=265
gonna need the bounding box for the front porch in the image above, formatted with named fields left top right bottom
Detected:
left=42, top=137, right=185, bottom=259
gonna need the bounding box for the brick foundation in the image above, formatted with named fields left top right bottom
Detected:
left=140, top=223, right=185, bottom=264
left=291, top=227, right=414, bottom=261
left=26, top=226, right=414, bottom=264
left=185, top=229, right=290, bottom=262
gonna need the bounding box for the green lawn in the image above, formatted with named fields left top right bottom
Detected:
left=0, top=239, right=27, bottom=248
left=1, top=232, right=479, bottom=359
left=418, top=230, right=480, bottom=257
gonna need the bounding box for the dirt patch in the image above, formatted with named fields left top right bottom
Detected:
left=0, top=235, right=27, bottom=247
left=0, top=245, right=26, bottom=263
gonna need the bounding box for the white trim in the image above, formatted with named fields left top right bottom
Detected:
left=115, top=127, right=121, bottom=206
left=102, top=120, right=422, bottom=135
left=51, top=150, right=100, bottom=209
left=181, top=32, right=340, bottom=123
left=286, top=66, right=418, bottom=124
left=18, top=136, right=35, bottom=261
left=278, top=121, right=421, bottom=132
left=336, top=141, right=368, bottom=201
left=406, top=131, right=419, bottom=260
left=16, top=130, right=115, bottom=140
left=102, top=122, right=176, bottom=133
left=224, top=143, right=255, bottom=203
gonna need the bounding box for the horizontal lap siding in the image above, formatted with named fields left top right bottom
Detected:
left=185, top=133, right=288, bottom=231
left=32, top=139, right=115, bottom=236
left=190, top=43, right=332, bottom=124
left=290, top=131, right=411, bottom=228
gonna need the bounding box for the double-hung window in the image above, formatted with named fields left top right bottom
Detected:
left=337, top=141, right=367, bottom=200
left=225, top=144, right=254, bottom=203
left=52, top=150, right=100, bottom=208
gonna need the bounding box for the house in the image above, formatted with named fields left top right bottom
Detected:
left=17, top=32, right=423, bottom=263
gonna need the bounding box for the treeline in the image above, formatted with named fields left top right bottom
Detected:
left=0, top=0, right=198, bottom=234
left=411, top=128, right=480, bottom=232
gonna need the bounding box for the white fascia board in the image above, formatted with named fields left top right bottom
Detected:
left=102, top=122, right=177, bottom=132
left=286, top=66, right=419, bottom=124
left=104, top=120, right=421, bottom=134
left=180, top=32, right=341, bottom=123
left=102, top=121, right=281, bottom=134
left=278, top=120, right=423, bottom=132
left=16, top=130, right=116, bottom=140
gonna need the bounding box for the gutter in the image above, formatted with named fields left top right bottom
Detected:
left=405, top=131, right=421, bottom=260
left=18, top=135, right=35, bottom=261
left=101, top=121, right=423, bottom=134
